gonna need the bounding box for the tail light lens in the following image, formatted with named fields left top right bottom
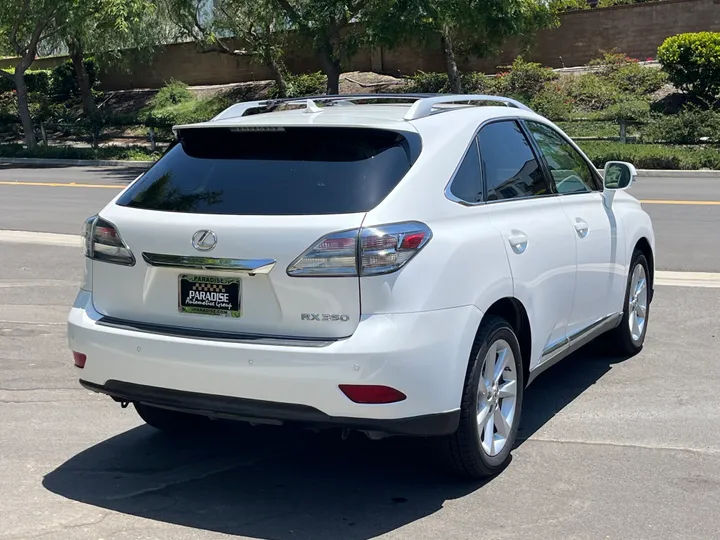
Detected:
left=82, top=215, right=136, bottom=266
left=287, top=221, right=432, bottom=277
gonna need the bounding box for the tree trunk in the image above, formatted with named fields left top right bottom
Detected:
left=14, top=72, right=36, bottom=151
left=441, top=26, right=462, bottom=94
left=267, top=54, right=289, bottom=98
left=68, top=40, right=96, bottom=120
left=316, top=41, right=341, bottom=95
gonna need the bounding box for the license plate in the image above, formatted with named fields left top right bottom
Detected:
left=178, top=275, right=241, bottom=318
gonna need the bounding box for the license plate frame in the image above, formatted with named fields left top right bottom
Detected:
left=178, top=274, right=242, bottom=318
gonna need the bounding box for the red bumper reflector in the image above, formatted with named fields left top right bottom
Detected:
left=72, top=351, right=87, bottom=369
left=339, top=384, right=407, bottom=404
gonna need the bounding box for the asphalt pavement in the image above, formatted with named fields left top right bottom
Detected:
left=0, top=164, right=718, bottom=271
left=1, top=164, right=719, bottom=539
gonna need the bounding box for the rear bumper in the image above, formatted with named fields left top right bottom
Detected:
left=68, top=290, right=483, bottom=435
left=80, top=379, right=460, bottom=436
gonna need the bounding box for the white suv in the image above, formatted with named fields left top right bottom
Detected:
left=68, top=94, right=655, bottom=478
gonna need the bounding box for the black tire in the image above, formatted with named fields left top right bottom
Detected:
left=433, top=315, right=524, bottom=479
left=606, top=250, right=651, bottom=356
left=134, top=403, right=211, bottom=433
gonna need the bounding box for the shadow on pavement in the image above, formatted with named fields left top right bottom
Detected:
left=43, top=340, right=630, bottom=539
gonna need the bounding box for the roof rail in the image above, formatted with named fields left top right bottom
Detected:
left=403, top=94, right=533, bottom=120
left=209, top=93, right=534, bottom=122
left=211, top=94, right=440, bottom=121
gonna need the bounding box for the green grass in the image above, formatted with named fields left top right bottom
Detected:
left=0, top=144, right=160, bottom=161
left=578, top=141, right=720, bottom=169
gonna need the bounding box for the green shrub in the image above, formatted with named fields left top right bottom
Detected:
left=0, top=143, right=160, bottom=161
left=602, top=100, right=651, bottom=123
left=642, top=107, right=720, bottom=144
left=151, top=79, right=194, bottom=108
left=400, top=70, right=496, bottom=95
left=530, top=87, right=574, bottom=120
left=284, top=72, right=327, bottom=98
left=610, top=64, right=667, bottom=96
left=563, top=73, right=620, bottom=111
left=495, top=57, right=557, bottom=101
left=0, top=69, right=51, bottom=94
left=401, top=71, right=449, bottom=93
left=142, top=94, right=229, bottom=127
left=579, top=141, right=720, bottom=170
left=50, top=59, right=98, bottom=99
left=658, top=32, right=720, bottom=105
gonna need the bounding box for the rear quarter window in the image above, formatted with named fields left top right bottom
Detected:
left=117, top=126, right=421, bottom=215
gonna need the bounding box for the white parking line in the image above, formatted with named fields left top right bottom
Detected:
left=655, top=271, right=720, bottom=288
left=2, top=230, right=720, bottom=288
left=0, top=229, right=81, bottom=247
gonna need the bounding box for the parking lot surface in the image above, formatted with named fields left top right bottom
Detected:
left=1, top=165, right=719, bottom=539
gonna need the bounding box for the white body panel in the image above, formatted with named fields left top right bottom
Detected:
left=68, top=97, right=655, bottom=427
left=70, top=290, right=482, bottom=418
left=485, top=197, right=577, bottom=365
left=93, top=205, right=365, bottom=339
left=558, top=192, right=627, bottom=337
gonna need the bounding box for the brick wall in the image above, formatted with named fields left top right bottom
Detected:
left=382, top=0, right=720, bottom=74
left=1, top=0, right=718, bottom=90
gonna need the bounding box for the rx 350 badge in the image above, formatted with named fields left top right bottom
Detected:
left=301, top=313, right=350, bottom=322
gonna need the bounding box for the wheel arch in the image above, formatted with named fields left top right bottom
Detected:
left=633, top=236, right=655, bottom=301
left=481, top=297, right=532, bottom=387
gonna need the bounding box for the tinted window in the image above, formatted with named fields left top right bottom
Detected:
left=526, top=121, right=598, bottom=194
left=117, top=127, right=419, bottom=215
left=449, top=141, right=483, bottom=203
left=477, top=121, right=550, bottom=201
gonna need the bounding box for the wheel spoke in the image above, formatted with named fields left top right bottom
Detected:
left=494, top=347, right=509, bottom=383
left=632, top=312, right=640, bottom=338
left=482, top=411, right=495, bottom=455
left=636, top=303, right=647, bottom=318
left=477, top=373, right=488, bottom=396
left=483, top=342, right=497, bottom=383
left=494, top=407, right=510, bottom=437
left=498, top=380, right=517, bottom=398
left=477, top=403, right=491, bottom=427
left=635, top=277, right=646, bottom=297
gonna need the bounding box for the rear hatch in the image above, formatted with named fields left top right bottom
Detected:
left=89, top=125, right=419, bottom=339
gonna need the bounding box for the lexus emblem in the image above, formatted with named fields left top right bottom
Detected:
left=192, top=230, right=217, bottom=251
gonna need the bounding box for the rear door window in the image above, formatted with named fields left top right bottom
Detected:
left=477, top=121, right=551, bottom=201
left=117, top=127, right=420, bottom=215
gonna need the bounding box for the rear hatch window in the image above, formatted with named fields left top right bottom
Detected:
left=117, top=126, right=421, bottom=215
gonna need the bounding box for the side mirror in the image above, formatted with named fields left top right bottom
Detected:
left=603, top=161, right=637, bottom=191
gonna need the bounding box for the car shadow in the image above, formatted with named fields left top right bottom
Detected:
left=43, top=340, right=631, bottom=539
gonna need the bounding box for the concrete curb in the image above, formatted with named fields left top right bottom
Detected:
left=636, top=169, right=719, bottom=178
left=0, top=157, right=155, bottom=168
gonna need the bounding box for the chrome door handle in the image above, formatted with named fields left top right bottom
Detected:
left=508, top=232, right=528, bottom=254
left=574, top=219, right=589, bottom=238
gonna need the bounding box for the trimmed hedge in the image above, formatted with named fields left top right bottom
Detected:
left=0, top=143, right=159, bottom=161
left=579, top=141, right=720, bottom=170
left=658, top=32, right=720, bottom=104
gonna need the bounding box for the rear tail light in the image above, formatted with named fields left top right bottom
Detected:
left=339, top=384, right=407, bottom=404
left=82, top=215, right=136, bottom=266
left=287, top=221, right=432, bottom=277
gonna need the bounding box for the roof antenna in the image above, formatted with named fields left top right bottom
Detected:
left=305, top=99, right=322, bottom=113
